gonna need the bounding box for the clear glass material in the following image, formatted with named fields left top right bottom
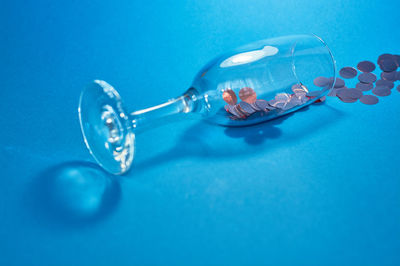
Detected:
left=79, top=34, right=336, bottom=175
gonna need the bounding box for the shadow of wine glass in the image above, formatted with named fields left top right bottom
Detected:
left=25, top=161, right=121, bottom=229
left=132, top=103, right=342, bottom=173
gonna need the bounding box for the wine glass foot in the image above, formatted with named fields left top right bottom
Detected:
left=79, top=80, right=134, bottom=175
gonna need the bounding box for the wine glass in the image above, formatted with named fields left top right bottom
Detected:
left=79, top=34, right=336, bottom=175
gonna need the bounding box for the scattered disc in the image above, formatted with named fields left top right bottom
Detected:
left=338, top=97, right=357, bottom=103
left=357, top=61, right=376, bottom=72
left=360, top=95, right=379, bottom=105
left=378, top=54, right=394, bottom=65
left=356, top=82, right=373, bottom=91
left=380, top=59, right=398, bottom=72
left=306, top=90, right=323, bottom=97
left=381, top=71, right=397, bottom=81
left=346, top=88, right=363, bottom=99
left=375, top=79, right=394, bottom=89
left=337, top=88, right=362, bottom=100
left=378, top=54, right=398, bottom=72
left=372, top=87, right=391, bottom=97
left=339, top=67, right=358, bottom=79
left=394, top=55, right=400, bottom=67
left=328, top=88, right=338, bottom=97
left=313, top=77, right=330, bottom=87
left=334, top=78, right=345, bottom=88
left=358, top=72, right=377, bottom=83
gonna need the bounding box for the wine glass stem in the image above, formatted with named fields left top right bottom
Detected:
left=129, top=91, right=196, bottom=133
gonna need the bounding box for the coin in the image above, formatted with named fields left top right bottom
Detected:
left=334, top=78, right=345, bottom=88
left=381, top=71, right=397, bottom=81
left=239, top=101, right=255, bottom=114
left=360, top=95, right=379, bottom=105
left=328, top=88, right=338, bottom=97
left=378, top=54, right=394, bottom=65
left=234, top=105, right=248, bottom=117
left=222, top=89, right=238, bottom=105
left=372, top=87, right=391, bottom=97
left=313, top=77, right=330, bottom=87
left=339, top=67, right=358, bottom=79
left=356, top=82, right=373, bottom=91
left=358, top=72, right=377, bottom=84
left=338, top=97, right=357, bottom=103
left=306, top=90, right=323, bottom=97
left=292, top=84, right=308, bottom=95
left=357, top=61, right=376, bottom=72
left=227, top=105, right=240, bottom=117
left=275, top=93, right=291, bottom=103
left=252, top=99, right=267, bottom=111
left=375, top=79, right=394, bottom=89
left=379, top=55, right=398, bottom=72
left=239, top=87, right=257, bottom=104
left=394, top=55, right=400, bottom=67
left=337, top=88, right=363, bottom=99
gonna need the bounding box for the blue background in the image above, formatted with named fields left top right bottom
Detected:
left=1, top=0, right=400, bottom=265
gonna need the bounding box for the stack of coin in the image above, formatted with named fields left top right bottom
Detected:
left=223, top=84, right=315, bottom=120
left=223, top=87, right=273, bottom=120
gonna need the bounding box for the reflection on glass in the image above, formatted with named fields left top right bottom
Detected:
left=79, top=34, right=336, bottom=175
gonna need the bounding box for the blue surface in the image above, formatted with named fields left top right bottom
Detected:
left=1, top=0, right=400, bottom=265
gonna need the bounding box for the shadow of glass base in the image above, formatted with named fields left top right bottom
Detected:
left=26, top=161, right=121, bottom=229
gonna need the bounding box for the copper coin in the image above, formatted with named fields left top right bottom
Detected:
left=356, top=82, right=373, bottom=91
left=360, top=95, right=379, bottom=105
left=358, top=72, right=377, bottom=84
left=357, top=61, right=376, bottom=72
left=375, top=79, right=394, bottom=89
left=239, top=87, right=257, bottom=104
left=222, top=89, right=238, bottom=105
left=339, top=67, right=358, bottom=79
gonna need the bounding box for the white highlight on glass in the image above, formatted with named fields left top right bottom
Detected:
left=220, top=45, right=279, bottom=68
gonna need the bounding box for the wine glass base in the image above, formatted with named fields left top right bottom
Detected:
left=79, top=80, right=134, bottom=175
